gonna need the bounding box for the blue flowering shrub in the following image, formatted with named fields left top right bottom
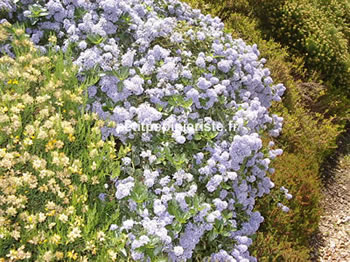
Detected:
left=1, top=0, right=286, bottom=261
left=174, top=0, right=342, bottom=259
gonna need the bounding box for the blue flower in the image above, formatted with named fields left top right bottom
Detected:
left=98, top=193, right=107, bottom=201
left=195, top=56, right=206, bottom=68
left=217, top=59, right=233, bottom=73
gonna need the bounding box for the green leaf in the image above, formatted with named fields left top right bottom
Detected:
left=208, top=231, right=218, bottom=242
left=194, top=133, right=202, bottom=141
left=153, top=246, right=162, bottom=256
left=167, top=200, right=179, bottom=216
left=173, top=222, right=182, bottom=233
left=117, top=81, right=124, bottom=92
left=87, top=34, right=106, bottom=45
left=131, top=181, right=148, bottom=203
left=199, top=97, right=207, bottom=106
left=182, top=98, right=193, bottom=109
left=84, top=74, right=100, bottom=87
left=116, top=66, right=130, bottom=81
left=111, top=163, right=120, bottom=179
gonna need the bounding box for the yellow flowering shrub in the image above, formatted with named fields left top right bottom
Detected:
left=0, top=24, right=128, bottom=261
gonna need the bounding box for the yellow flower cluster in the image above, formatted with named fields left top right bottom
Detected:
left=0, top=24, right=128, bottom=261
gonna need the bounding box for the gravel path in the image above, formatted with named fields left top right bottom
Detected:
left=311, top=131, right=350, bottom=261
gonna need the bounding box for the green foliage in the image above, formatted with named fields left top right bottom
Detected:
left=277, top=105, right=340, bottom=164
left=251, top=151, right=322, bottom=261
left=251, top=0, right=350, bottom=97
left=252, top=230, right=311, bottom=261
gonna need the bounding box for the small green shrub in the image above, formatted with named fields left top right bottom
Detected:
left=251, top=0, right=350, bottom=95
left=251, top=151, right=322, bottom=261
left=316, top=0, right=350, bottom=41
left=252, top=230, right=311, bottom=261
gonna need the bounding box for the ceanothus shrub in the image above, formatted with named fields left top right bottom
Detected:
left=0, top=0, right=287, bottom=261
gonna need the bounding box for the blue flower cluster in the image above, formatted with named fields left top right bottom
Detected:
left=1, top=0, right=287, bottom=261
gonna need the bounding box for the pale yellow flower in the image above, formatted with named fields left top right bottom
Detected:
left=50, top=234, right=61, bottom=245
left=0, top=148, right=6, bottom=158
left=57, top=190, right=65, bottom=199
left=37, top=129, right=48, bottom=140
left=0, top=153, right=15, bottom=169
left=61, top=121, right=74, bottom=135
left=80, top=175, right=88, bottom=183
left=36, top=95, right=51, bottom=104
left=43, top=120, right=53, bottom=129
left=96, top=140, right=104, bottom=148
left=55, top=140, right=64, bottom=149
left=91, top=113, right=98, bottom=120
left=10, top=230, right=20, bottom=240
left=32, top=158, right=47, bottom=170
left=91, top=176, right=99, bottom=185
left=67, top=227, right=81, bottom=241
left=39, top=108, right=50, bottom=118
left=83, top=114, right=91, bottom=121
left=48, top=129, right=57, bottom=137
left=67, top=206, right=75, bottom=215
left=91, top=127, right=100, bottom=134
left=80, top=256, right=88, bottom=262
left=23, top=138, right=33, bottom=146
left=0, top=114, right=9, bottom=123
left=81, top=205, right=89, bottom=213
left=46, top=201, right=56, bottom=210
left=91, top=161, right=97, bottom=170
left=39, top=169, right=53, bottom=178
left=6, top=207, right=17, bottom=216
left=97, top=231, right=105, bottom=242
left=48, top=35, right=57, bottom=44
left=10, top=106, right=21, bottom=114
left=108, top=250, right=117, bottom=261
left=89, top=149, right=98, bottom=158
left=58, top=213, right=68, bottom=223
left=3, top=126, right=12, bottom=135
left=37, top=212, right=47, bottom=223
left=42, top=251, right=54, bottom=262
left=24, top=125, right=36, bottom=136
left=6, top=249, right=18, bottom=260
left=21, top=94, right=34, bottom=104
left=69, top=160, right=81, bottom=173
left=55, top=251, right=64, bottom=260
